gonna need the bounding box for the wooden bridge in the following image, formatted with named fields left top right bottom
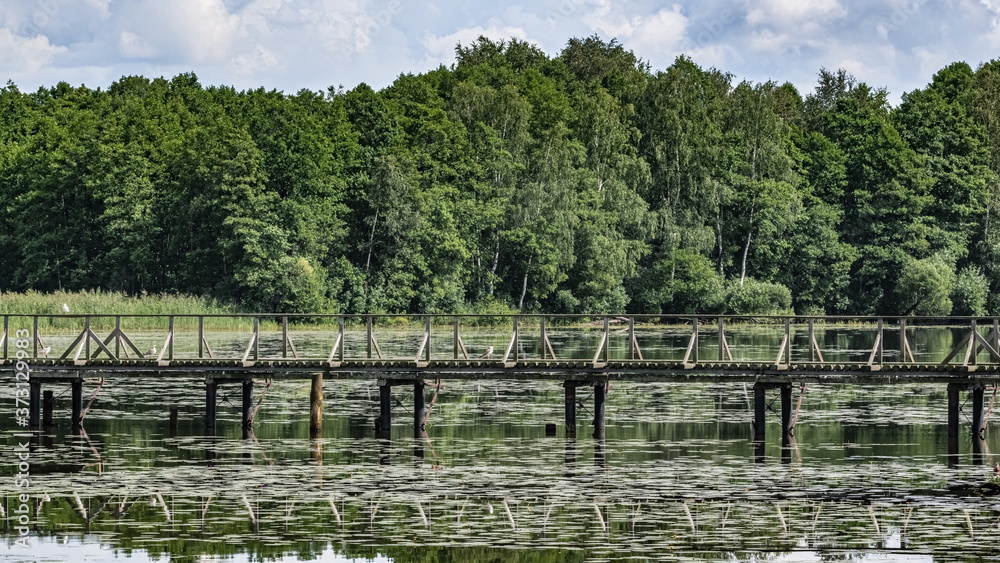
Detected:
left=2, top=313, right=998, bottom=448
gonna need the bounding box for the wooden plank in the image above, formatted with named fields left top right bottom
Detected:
left=973, top=331, right=1000, bottom=364
left=631, top=333, right=644, bottom=361
left=60, top=329, right=86, bottom=360
left=328, top=332, right=344, bottom=363
left=501, top=330, right=517, bottom=363
left=682, top=322, right=698, bottom=365
left=242, top=332, right=258, bottom=363
left=592, top=332, right=607, bottom=365
left=545, top=333, right=558, bottom=360
left=157, top=333, right=172, bottom=363
left=87, top=329, right=115, bottom=360
left=775, top=333, right=789, bottom=365
left=456, top=334, right=470, bottom=360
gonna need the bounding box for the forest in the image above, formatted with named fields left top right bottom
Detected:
left=2, top=36, right=1000, bottom=317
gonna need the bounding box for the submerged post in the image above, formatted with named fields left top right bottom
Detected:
left=972, top=385, right=985, bottom=439
left=71, top=379, right=83, bottom=428
left=242, top=379, right=253, bottom=430
left=29, top=380, right=41, bottom=428
left=378, top=380, right=391, bottom=439
left=42, top=390, right=54, bottom=427
left=565, top=381, right=577, bottom=436
left=205, top=380, right=217, bottom=431
left=594, top=381, right=606, bottom=439
left=310, top=374, right=323, bottom=437
left=753, top=383, right=766, bottom=443
left=781, top=384, right=793, bottom=436
left=414, top=380, right=426, bottom=437
left=947, top=382, right=960, bottom=440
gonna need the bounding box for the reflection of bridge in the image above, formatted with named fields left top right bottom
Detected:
left=2, top=314, right=998, bottom=445
left=18, top=485, right=1000, bottom=559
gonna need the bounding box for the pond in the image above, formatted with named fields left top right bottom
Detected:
left=1, top=326, right=999, bottom=562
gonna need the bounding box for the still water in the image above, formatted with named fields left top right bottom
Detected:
left=1, top=326, right=999, bottom=562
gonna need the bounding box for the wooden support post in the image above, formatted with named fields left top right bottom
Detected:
left=42, top=390, right=53, bottom=427
left=808, top=319, right=816, bottom=362
left=973, top=386, right=985, bottom=439
left=242, top=379, right=253, bottom=430
left=781, top=384, right=793, bottom=436
left=603, top=316, right=609, bottom=363
left=310, top=374, right=323, bottom=437
left=877, top=319, right=883, bottom=365
left=513, top=315, right=519, bottom=362
left=378, top=382, right=391, bottom=439
left=32, top=316, right=38, bottom=359
left=718, top=317, right=725, bottom=361
left=169, top=407, right=179, bottom=435
left=198, top=316, right=204, bottom=359
left=453, top=316, right=460, bottom=360
left=565, top=381, right=577, bottom=436
left=414, top=381, right=426, bottom=437
left=594, top=382, right=606, bottom=439
left=283, top=316, right=289, bottom=358
left=947, top=383, right=960, bottom=441
left=338, top=316, right=345, bottom=362
left=994, top=319, right=1000, bottom=363
left=629, top=317, right=635, bottom=360
left=251, top=317, right=258, bottom=361
left=693, top=318, right=699, bottom=363
left=115, top=316, right=121, bottom=358
left=753, top=383, right=766, bottom=443
left=899, top=319, right=906, bottom=363
left=205, top=381, right=217, bottom=431
left=2, top=315, right=7, bottom=359
left=425, top=316, right=432, bottom=362
left=541, top=316, right=548, bottom=360
left=29, top=380, right=41, bottom=428
left=784, top=317, right=791, bottom=365
left=71, top=379, right=83, bottom=428
left=167, top=315, right=174, bottom=361
left=85, top=316, right=91, bottom=360
left=970, top=319, right=977, bottom=366
left=368, top=316, right=374, bottom=359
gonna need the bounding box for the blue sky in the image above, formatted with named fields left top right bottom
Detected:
left=1, top=0, right=999, bottom=104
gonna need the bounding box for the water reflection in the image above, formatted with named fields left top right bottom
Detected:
left=2, top=370, right=999, bottom=561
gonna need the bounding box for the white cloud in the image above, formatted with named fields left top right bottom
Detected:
left=231, top=44, right=278, bottom=74
left=746, top=0, right=845, bottom=27
left=0, top=28, right=67, bottom=71
left=118, top=30, right=156, bottom=59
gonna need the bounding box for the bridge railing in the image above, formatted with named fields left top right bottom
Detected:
left=2, top=313, right=999, bottom=367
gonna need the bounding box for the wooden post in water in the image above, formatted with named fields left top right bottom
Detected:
left=169, top=406, right=179, bottom=436
left=594, top=381, right=606, bottom=439
left=42, top=391, right=53, bottom=427
left=378, top=380, right=391, bottom=439
left=29, top=380, right=41, bottom=428
left=282, top=316, right=289, bottom=358
left=781, top=384, right=793, bottom=436
left=414, top=381, right=426, bottom=437
left=242, top=379, right=253, bottom=430
left=753, top=383, right=766, bottom=443
left=310, top=374, right=323, bottom=437
left=565, top=381, right=577, bottom=436
left=71, top=379, right=83, bottom=428
left=198, top=316, right=204, bottom=359
left=453, top=316, right=459, bottom=360
left=947, top=384, right=960, bottom=439
left=972, top=385, right=985, bottom=439
left=205, top=380, right=217, bottom=431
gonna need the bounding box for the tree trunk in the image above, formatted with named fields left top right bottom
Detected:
left=518, top=258, right=531, bottom=311
left=740, top=197, right=756, bottom=287
left=489, top=236, right=500, bottom=296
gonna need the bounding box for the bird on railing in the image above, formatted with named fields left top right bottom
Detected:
left=146, top=344, right=157, bottom=357
left=482, top=346, right=494, bottom=359
left=40, top=346, right=51, bottom=358
left=61, top=303, right=69, bottom=314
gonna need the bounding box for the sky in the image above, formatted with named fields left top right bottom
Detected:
left=1, top=0, right=999, bottom=104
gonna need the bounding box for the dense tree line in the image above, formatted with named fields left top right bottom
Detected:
left=2, top=36, right=1000, bottom=316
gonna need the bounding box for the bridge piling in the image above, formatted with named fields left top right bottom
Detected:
left=242, top=379, right=253, bottom=430
left=754, top=383, right=766, bottom=442
left=42, top=390, right=53, bottom=427
left=378, top=380, right=391, bottom=439
left=29, top=379, right=41, bottom=428
left=594, top=381, right=606, bottom=439
left=565, top=381, right=577, bottom=437
left=310, top=374, right=323, bottom=437
left=205, top=380, right=217, bottom=431
left=781, top=384, right=793, bottom=436
left=414, top=380, right=426, bottom=438
left=972, top=385, right=985, bottom=439
left=71, top=379, right=82, bottom=428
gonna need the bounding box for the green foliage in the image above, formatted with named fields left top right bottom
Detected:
left=725, top=278, right=793, bottom=315
left=951, top=266, right=988, bottom=316
left=2, top=47, right=1000, bottom=316
left=895, top=255, right=955, bottom=316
